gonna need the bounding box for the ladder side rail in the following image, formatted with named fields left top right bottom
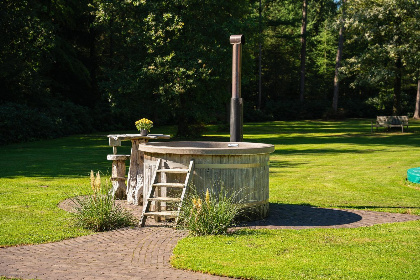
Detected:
left=176, top=160, right=194, bottom=223
left=140, top=158, right=161, bottom=227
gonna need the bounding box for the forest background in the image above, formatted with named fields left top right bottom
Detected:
left=1, top=0, right=419, bottom=144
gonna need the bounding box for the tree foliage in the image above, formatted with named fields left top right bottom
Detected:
left=1, top=0, right=419, bottom=143
left=343, top=0, right=420, bottom=115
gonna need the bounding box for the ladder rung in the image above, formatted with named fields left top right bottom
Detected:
left=157, top=169, right=189, bottom=174
left=144, top=211, right=179, bottom=217
left=152, top=183, right=185, bottom=188
left=148, top=197, right=181, bottom=202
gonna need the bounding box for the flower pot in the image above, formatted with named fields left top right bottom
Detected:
left=140, top=129, right=148, bottom=136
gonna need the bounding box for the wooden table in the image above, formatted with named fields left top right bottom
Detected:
left=107, top=134, right=170, bottom=205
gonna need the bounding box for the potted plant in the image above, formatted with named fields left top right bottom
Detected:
left=135, top=118, right=153, bottom=136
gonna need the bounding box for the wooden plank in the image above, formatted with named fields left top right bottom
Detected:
left=244, top=154, right=251, bottom=204
left=140, top=159, right=161, bottom=227
left=127, top=139, right=147, bottom=205
left=108, top=137, right=121, bottom=147
left=152, top=183, right=184, bottom=188
left=157, top=169, right=189, bottom=174
left=176, top=160, right=194, bottom=223
left=144, top=211, right=179, bottom=217
left=107, top=154, right=130, bottom=161
left=110, top=158, right=127, bottom=200
left=107, top=134, right=171, bottom=141
left=157, top=157, right=167, bottom=221
left=148, top=197, right=181, bottom=202
left=110, top=176, right=127, bottom=181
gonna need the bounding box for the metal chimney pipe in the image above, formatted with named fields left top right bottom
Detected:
left=230, top=35, right=245, bottom=142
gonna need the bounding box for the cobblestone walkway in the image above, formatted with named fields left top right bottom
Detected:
left=1, top=205, right=419, bottom=280
left=0, top=227, right=229, bottom=280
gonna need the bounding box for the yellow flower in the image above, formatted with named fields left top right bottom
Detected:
left=90, top=170, right=95, bottom=191
left=192, top=197, right=202, bottom=211
left=135, top=118, right=153, bottom=131
left=205, top=188, right=210, bottom=205
left=94, top=171, right=101, bottom=193
left=197, top=198, right=202, bottom=209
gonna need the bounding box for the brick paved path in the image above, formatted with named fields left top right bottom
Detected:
left=233, top=204, right=420, bottom=230
left=0, top=227, right=230, bottom=280
left=1, top=204, right=419, bottom=280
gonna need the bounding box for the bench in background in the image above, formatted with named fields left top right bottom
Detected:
left=371, top=116, right=408, bottom=133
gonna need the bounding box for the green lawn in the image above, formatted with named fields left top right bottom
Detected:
left=1, top=120, right=419, bottom=279
left=172, top=222, right=419, bottom=279
left=172, top=119, right=420, bottom=279
left=0, top=128, right=170, bottom=246
left=0, top=134, right=111, bottom=246
left=243, top=120, right=420, bottom=214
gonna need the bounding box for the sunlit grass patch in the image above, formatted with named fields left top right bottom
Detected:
left=0, top=181, right=92, bottom=246
left=172, top=220, right=420, bottom=280
left=172, top=119, right=420, bottom=279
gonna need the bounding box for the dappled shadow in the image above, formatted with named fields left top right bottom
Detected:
left=3, top=120, right=420, bottom=179
left=236, top=203, right=363, bottom=229
left=335, top=205, right=420, bottom=210
left=270, top=148, right=381, bottom=156
left=269, top=160, right=306, bottom=171
left=244, top=119, right=420, bottom=135
left=1, top=135, right=113, bottom=178
left=240, top=120, right=420, bottom=149
left=255, top=133, right=420, bottom=149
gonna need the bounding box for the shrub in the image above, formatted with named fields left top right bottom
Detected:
left=177, top=188, right=240, bottom=236
left=71, top=171, right=136, bottom=232
left=0, top=102, right=94, bottom=145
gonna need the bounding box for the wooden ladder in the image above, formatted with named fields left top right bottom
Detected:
left=140, top=159, right=194, bottom=227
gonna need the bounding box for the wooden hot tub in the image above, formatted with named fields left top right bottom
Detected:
left=138, top=141, right=275, bottom=219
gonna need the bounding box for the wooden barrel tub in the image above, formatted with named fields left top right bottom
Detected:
left=138, top=141, right=275, bottom=220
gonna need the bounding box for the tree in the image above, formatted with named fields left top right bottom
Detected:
left=414, top=80, right=420, bottom=119
left=343, top=0, right=420, bottom=115
left=306, top=0, right=338, bottom=102
left=0, top=0, right=54, bottom=105
left=261, top=0, right=301, bottom=104
left=332, top=0, right=346, bottom=113
left=165, top=0, right=254, bottom=136
left=299, top=0, right=308, bottom=102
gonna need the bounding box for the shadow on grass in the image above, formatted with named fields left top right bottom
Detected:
left=3, top=120, right=420, bottom=178
left=0, top=135, right=113, bottom=178
left=241, top=119, right=420, bottom=149
left=335, top=205, right=420, bottom=210
left=255, top=133, right=420, bottom=149
left=236, top=203, right=362, bottom=228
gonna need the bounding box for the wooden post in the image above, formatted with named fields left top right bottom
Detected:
left=127, top=139, right=147, bottom=205
left=107, top=155, right=130, bottom=199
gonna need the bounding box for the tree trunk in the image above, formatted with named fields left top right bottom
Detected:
left=393, top=56, right=402, bottom=115
left=258, top=0, right=262, bottom=110
left=299, top=0, right=307, bottom=102
left=88, top=15, right=100, bottom=105
left=333, top=0, right=346, bottom=113
left=109, top=12, right=114, bottom=59
left=414, top=79, right=420, bottom=119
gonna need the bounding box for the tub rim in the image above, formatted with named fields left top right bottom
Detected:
left=138, top=141, right=275, bottom=155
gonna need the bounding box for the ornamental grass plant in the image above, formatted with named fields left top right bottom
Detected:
left=71, top=171, right=136, bottom=232
left=177, top=187, right=241, bottom=236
